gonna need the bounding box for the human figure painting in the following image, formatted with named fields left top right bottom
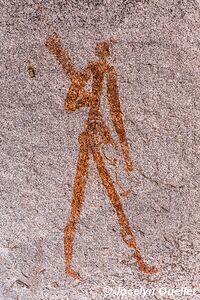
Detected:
left=45, top=33, right=157, bottom=279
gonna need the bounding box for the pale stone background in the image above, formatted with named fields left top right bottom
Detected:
left=1, top=0, right=200, bottom=299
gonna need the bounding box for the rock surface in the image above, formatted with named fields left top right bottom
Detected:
left=1, top=0, right=200, bottom=299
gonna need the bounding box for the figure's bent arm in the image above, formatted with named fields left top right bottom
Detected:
left=64, top=64, right=92, bottom=112
left=45, top=33, right=91, bottom=112
left=106, top=66, right=133, bottom=172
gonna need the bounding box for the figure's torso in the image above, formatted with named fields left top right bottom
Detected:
left=84, top=60, right=114, bottom=146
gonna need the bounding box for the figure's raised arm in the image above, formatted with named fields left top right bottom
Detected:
left=106, top=66, right=133, bottom=173
left=45, top=32, right=77, bottom=81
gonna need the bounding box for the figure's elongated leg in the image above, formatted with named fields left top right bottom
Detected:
left=64, top=133, right=89, bottom=279
left=91, top=145, right=157, bottom=274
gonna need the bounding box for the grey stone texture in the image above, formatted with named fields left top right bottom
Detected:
left=0, top=0, right=200, bottom=299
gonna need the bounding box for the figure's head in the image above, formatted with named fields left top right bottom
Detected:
left=95, top=41, right=110, bottom=59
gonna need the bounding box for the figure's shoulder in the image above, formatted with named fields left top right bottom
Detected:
left=83, top=60, right=116, bottom=75
left=85, top=60, right=96, bottom=70
left=106, top=64, right=117, bottom=77
left=107, top=64, right=115, bottom=71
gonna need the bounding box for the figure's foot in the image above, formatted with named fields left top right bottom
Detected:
left=66, top=267, right=81, bottom=280
left=139, top=265, right=158, bottom=274
left=133, top=250, right=158, bottom=274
